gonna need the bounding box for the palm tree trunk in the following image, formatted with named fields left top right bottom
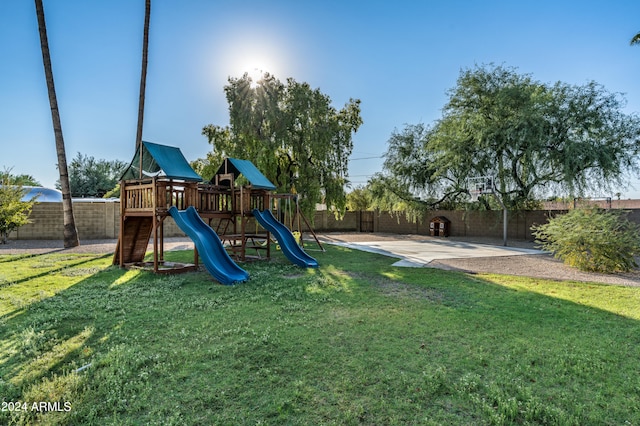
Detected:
left=136, top=0, right=151, bottom=178
left=34, top=0, right=79, bottom=248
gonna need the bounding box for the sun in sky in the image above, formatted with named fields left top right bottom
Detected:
left=233, top=46, right=284, bottom=84
left=246, top=66, right=268, bottom=88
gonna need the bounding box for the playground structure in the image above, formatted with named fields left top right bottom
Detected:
left=113, top=141, right=320, bottom=283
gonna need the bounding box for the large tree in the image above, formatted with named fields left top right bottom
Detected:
left=60, top=153, right=126, bottom=198
left=0, top=169, right=40, bottom=187
left=631, top=31, right=640, bottom=46
left=200, top=73, right=362, bottom=216
left=346, top=185, right=374, bottom=211
left=377, top=64, right=640, bottom=210
left=34, top=0, right=79, bottom=247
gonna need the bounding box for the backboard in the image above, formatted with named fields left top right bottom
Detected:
left=466, top=176, right=494, bottom=201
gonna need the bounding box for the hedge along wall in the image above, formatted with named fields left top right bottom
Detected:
left=10, top=201, right=562, bottom=241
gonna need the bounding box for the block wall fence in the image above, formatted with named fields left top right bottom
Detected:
left=5, top=201, right=592, bottom=242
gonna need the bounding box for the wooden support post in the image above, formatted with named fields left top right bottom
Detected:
left=116, top=180, right=125, bottom=267
left=158, top=214, right=165, bottom=263
left=152, top=177, right=158, bottom=272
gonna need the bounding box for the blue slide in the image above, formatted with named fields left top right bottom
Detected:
left=253, top=209, right=318, bottom=268
left=168, top=206, right=249, bottom=285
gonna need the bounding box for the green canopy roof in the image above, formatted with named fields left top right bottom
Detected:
left=120, top=141, right=202, bottom=182
left=214, top=158, right=276, bottom=191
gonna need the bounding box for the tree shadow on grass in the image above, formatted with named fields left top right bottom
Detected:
left=0, top=253, right=112, bottom=289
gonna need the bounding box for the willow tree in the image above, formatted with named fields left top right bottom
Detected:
left=201, top=73, right=362, bottom=216
left=377, top=64, right=640, bottom=211
left=34, top=0, right=79, bottom=247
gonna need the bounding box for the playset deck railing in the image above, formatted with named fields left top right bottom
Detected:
left=120, top=178, right=272, bottom=217
left=122, top=179, right=156, bottom=212
left=197, top=184, right=233, bottom=214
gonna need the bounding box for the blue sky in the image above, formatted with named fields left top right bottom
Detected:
left=1, top=0, right=640, bottom=197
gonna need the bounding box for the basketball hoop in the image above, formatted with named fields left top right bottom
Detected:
left=467, top=176, right=494, bottom=202
left=466, top=174, right=508, bottom=246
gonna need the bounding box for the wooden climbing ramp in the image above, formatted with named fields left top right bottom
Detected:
left=113, top=216, right=153, bottom=265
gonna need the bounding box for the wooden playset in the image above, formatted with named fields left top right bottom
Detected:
left=113, top=141, right=321, bottom=275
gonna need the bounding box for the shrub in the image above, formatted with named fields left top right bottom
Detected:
left=0, top=177, right=37, bottom=244
left=532, top=208, right=640, bottom=273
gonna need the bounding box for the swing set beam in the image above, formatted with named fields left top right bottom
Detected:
left=271, top=194, right=325, bottom=252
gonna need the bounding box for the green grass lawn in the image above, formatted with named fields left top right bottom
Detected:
left=1, top=245, right=639, bottom=425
